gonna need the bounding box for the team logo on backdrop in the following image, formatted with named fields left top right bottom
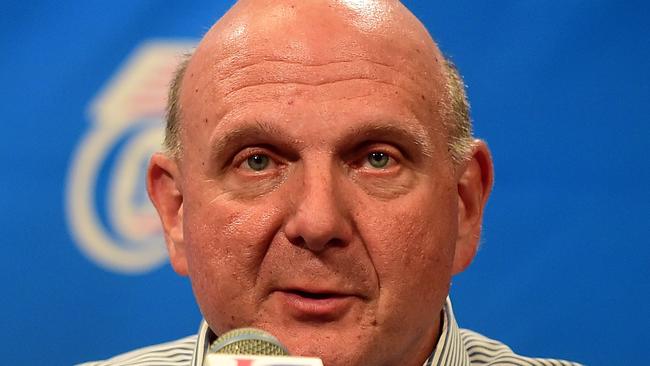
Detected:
left=66, top=41, right=194, bottom=274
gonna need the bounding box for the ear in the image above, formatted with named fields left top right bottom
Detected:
left=146, top=152, right=188, bottom=276
left=452, top=140, right=494, bottom=275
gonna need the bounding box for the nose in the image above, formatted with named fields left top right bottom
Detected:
left=283, top=164, right=352, bottom=253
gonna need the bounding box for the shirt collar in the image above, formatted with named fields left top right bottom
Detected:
left=191, top=319, right=214, bottom=366
left=424, top=297, right=471, bottom=366
left=191, top=297, right=470, bottom=366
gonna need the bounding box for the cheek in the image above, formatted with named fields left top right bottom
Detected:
left=182, top=189, right=283, bottom=328
left=368, top=183, right=457, bottom=260
left=183, top=183, right=281, bottom=265
left=359, top=185, right=457, bottom=311
left=368, top=208, right=456, bottom=282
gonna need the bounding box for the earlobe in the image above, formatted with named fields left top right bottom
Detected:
left=146, top=153, right=188, bottom=276
left=452, top=140, right=494, bottom=275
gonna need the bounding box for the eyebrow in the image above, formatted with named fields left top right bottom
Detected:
left=345, top=122, right=434, bottom=158
left=208, top=119, right=434, bottom=163
left=209, top=120, right=296, bottom=162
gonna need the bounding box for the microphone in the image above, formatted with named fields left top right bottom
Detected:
left=205, top=327, right=324, bottom=366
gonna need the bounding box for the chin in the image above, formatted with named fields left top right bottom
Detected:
left=288, top=343, right=362, bottom=366
left=268, top=323, right=379, bottom=366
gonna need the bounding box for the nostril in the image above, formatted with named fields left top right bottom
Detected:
left=327, top=238, right=346, bottom=248
left=287, top=235, right=346, bottom=252
left=287, top=235, right=306, bottom=248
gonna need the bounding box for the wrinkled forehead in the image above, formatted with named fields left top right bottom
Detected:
left=184, top=0, right=447, bottom=96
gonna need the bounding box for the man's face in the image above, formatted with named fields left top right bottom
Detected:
left=148, top=2, right=489, bottom=366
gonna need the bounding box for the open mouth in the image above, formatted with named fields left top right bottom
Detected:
left=288, top=290, right=342, bottom=300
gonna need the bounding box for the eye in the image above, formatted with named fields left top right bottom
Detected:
left=245, top=154, right=271, bottom=171
left=366, top=151, right=390, bottom=168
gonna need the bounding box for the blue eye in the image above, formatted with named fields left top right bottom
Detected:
left=246, top=154, right=270, bottom=171
left=367, top=152, right=390, bottom=168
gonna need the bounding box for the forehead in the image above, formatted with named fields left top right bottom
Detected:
left=186, top=2, right=445, bottom=92
left=179, top=1, right=449, bottom=149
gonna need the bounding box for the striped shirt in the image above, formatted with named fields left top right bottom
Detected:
left=78, top=298, right=582, bottom=366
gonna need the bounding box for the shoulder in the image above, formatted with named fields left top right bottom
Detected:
left=76, top=335, right=197, bottom=366
left=459, top=328, right=583, bottom=366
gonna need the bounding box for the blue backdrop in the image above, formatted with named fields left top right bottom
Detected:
left=2, top=1, right=648, bottom=365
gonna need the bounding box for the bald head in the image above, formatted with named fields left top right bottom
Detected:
left=196, top=0, right=441, bottom=65
left=164, top=0, right=472, bottom=163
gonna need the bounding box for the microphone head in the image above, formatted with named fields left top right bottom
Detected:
left=209, top=327, right=290, bottom=356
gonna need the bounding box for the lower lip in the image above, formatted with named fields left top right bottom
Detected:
left=275, top=291, right=355, bottom=320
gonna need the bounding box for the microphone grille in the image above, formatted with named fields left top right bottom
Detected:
left=209, top=327, right=290, bottom=356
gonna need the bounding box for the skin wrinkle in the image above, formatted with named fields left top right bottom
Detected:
left=308, top=176, right=382, bottom=312
left=350, top=172, right=418, bottom=200
left=171, top=54, right=466, bottom=164
left=212, top=87, right=446, bottom=170
left=204, top=53, right=436, bottom=96
left=334, top=91, right=374, bottom=102
left=210, top=121, right=432, bottom=168
left=212, top=58, right=397, bottom=84
left=251, top=210, right=276, bottom=294
left=203, top=170, right=290, bottom=202
left=221, top=78, right=409, bottom=100
left=345, top=123, right=433, bottom=158
left=207, top=121, right=295, bottom=167
left=205, top=57, right=437, bottom=111
left=205, top=121, right=430, bottom=202
left=206, top=66, right=448, bottom=159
